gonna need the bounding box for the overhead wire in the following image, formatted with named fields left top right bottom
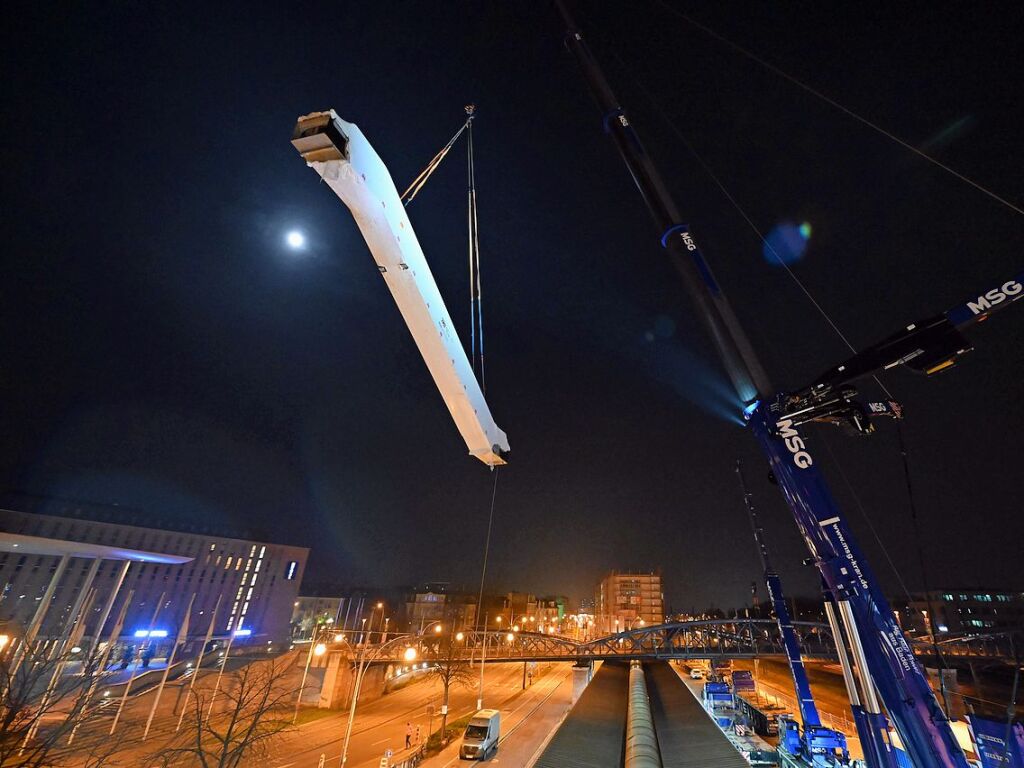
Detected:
left=650, top=0, right=1024, bottom=220
left=613, top=50, right=896, bottom=400
left=606, top=39, right=918, bottom=595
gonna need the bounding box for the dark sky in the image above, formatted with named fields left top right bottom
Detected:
left=3, top=2, right=1022, bottom=612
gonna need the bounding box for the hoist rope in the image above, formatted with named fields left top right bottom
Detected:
left=896, top=422, right=951, bottom=711
left=400, top=107, right=488, bottom=391
left=401, top=117, right=472, bottom=206
left=475, top=469, right=500, bottom=633
left=467, top=113, right=486, bottom=391
left=651, top=0, right=1024, bottom=220
left=611, top=46, right=926, bottom=603
left=617, top=57, right=899, bottom=399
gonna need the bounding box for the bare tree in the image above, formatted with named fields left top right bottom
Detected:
left=149, top=655, right=296, bottom=768
left=1, top=639, right=125, bottom=767
left=426, top=624, right=474, bottom=742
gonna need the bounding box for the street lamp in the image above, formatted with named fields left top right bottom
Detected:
left=455, top=632, right=465, bottom=642
left=341, top=634, right=416, bottom=766
left=294, top=627, right=330, bottom=723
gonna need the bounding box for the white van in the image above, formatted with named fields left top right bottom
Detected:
left=460, top=709, right=500, bottom=760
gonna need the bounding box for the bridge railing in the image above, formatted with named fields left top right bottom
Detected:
left=357, top=619, right=838, bottom=664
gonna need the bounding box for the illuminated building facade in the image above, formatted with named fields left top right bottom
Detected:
left=0, top=499, right=307, bottom=645
left=895, top=589, right=1024, bottom=637
left=595, top=570, right=664, bottom=634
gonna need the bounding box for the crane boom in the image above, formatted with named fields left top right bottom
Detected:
left=738, top=461, right=851, bottom=767
left=556, top=4, right=970, bottom=766
left=291, top=111, right=509, bottom=466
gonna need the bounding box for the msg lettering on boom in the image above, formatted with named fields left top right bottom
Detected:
left=775, top=418, right=813, bottom=468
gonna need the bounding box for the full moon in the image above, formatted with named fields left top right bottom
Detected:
left=286, top=230, right=305, bottom=249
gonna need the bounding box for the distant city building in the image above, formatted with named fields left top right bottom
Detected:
left=895, top=589, right=1024, bottom=637
left=536, top=595, right=569, bottom=626
left=290, top=595, right=346, bottom=639
left=0, top=498, right=308, bottom=645
left=504, top=591, right=537, bottom=622
left=404, top=584, right=477, bottom=632
left=595, top=570, right=664, bottom=634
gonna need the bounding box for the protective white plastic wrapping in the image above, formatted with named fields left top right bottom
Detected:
left=293, top=111, right=508, bottom=466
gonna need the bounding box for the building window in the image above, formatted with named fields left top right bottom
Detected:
left=285, top=561, right=298, bottom=580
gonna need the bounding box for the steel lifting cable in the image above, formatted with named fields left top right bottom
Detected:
left=615, top=51, right=897, bottom=399
left=475, top=470, right=500, bottom=634
left=651, top=0, right=1024, bottom=220
left=466, top=109, right=486, bottom=391
left=608, top=46, right=927, bottom=599
left=401, top=106, right=488, bottom=391
left=617, top=46, right=966, bottom=674
left=401, top=112, right=474, bottom=206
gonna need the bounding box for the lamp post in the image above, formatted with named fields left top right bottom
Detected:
left=340, top=636, right=416, bottom=766
left=294, top=626, right=329, bottom=723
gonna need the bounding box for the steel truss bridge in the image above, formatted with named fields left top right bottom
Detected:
left=352, top=619, right=1017, bottom=666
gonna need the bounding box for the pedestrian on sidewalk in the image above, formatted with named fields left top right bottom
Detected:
left=405, top=721, right=412, bottom=749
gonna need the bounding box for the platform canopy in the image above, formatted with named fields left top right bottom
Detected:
left=0, top=532, right=193, bottom=564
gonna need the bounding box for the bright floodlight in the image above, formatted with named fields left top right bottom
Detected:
left=286, top=230, right=305, bottom=249
left=404, top=646, right=418, bottom=662
left=313, top=642, right=327, bottom=657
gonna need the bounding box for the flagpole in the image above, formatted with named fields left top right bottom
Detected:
left=110, top=590, right=166, bottom=735
left=204, top=630, right=236, bottom=725
left=21, top=590, right=98, bottom=751
left=176, top=593, right=221, bottom=733
left=143, top=592, right=195, bottom=740
left=69, top=588, right=134, bottom=746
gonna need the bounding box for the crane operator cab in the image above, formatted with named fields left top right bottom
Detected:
left=460, top=709, right=500, bottom=760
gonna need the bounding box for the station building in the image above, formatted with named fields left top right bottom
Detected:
left=0, top=497, right=308, bottom=648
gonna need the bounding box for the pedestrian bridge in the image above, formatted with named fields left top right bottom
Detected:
left=367, top=619, right=837, bottom=664
left=351, top=619, right=1017, bottom=666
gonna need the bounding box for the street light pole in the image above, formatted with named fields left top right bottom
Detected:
left=294, top=626, right=327, bottom=723
left=340, top=636, right=416, bottom=767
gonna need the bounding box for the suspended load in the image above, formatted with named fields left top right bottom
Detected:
left=291, top=110, right=509, bottom=466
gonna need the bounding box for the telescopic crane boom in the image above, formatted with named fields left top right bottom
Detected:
left=737, top=461, right=849, bottom=767
left=554, top=3, right=1005, bottom=766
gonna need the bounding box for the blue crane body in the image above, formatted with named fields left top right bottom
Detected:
left=738, top=460, right=850, bottom=767
left=557, top=3, right=1021, bottom=766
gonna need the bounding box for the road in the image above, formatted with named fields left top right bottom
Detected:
left=419, top=662, right=574, bottom=768
left=266, top=661, right=572, bottom=768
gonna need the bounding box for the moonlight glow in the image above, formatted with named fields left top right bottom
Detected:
left=286, top=230, right=305, bottom=249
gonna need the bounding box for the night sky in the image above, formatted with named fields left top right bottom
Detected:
left=3, top=2, right=1022, bottom=612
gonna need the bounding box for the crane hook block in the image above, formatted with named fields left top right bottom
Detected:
left=291, top=111, right=509, bottom=466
